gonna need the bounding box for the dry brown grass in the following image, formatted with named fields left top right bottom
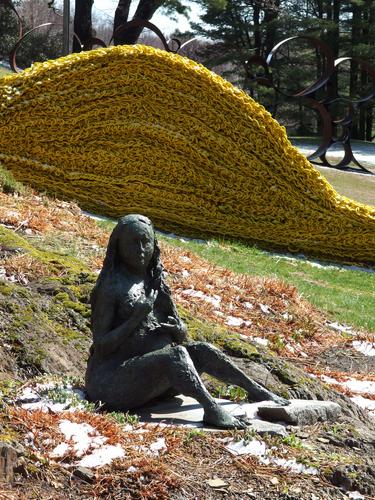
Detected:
left=0, top=191, right=108, bottom=244
left=0, top=187, right=353, bottom=359
left=161, top=244, right=345, bottom=359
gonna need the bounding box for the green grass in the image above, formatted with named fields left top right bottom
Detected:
left=95, top=217, right=375, bottom=331
left=290, top=137, right=375, bottom=205
left=315, top=167, right=375, bottom=206
left=0, top=164, right=29, bottom=195
left=158, top=235, right=375, bottom=333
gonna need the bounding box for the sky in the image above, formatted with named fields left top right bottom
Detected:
left=91, top=0, right=203, bottom=36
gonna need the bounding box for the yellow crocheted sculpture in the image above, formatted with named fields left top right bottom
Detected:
left=0, top=45, right=374, bottom=263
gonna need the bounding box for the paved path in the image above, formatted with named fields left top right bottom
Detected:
left=291, top=138, right=375, bottom=171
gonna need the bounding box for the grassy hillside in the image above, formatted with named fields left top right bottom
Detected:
left=0, top=167, right=374, bottom=499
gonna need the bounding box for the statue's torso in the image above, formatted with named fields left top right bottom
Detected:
left=87, top=279, right=173, bottom=380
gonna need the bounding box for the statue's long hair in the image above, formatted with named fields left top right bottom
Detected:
left=91, top=214, right=176, bottom=318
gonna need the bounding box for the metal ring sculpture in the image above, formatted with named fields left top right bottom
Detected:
left=247, top=36, right=375, bottom=173
left=5, top=1, right=195, bottom=72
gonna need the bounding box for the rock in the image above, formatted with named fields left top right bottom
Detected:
left=248, top=419, right=287, bottom=437
left=73, top=466, right=96, bottom=483
left=296, top=431, right=309, bottom=439
left=207, top=478, right=228, bottom=488
left=328, top=464, right=375, bottom=496
left=257, top=400, right=341, bottom=426
left=0, top=442, right=18, bottom=483
left=316, top=437, right=330, bottom=444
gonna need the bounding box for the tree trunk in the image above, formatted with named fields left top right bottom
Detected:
left=113, top=0, right=132, bottom=45
left=350, top=3, right=361, bottom=138
left=113, top=0, right=161, bottom=45
left=253, top=4, right=261, bottom=56
left=73, top=0, right=94, bottom=52
left=365, top=107, right=373, bottom=142
left=263, top=0, right=280, bottom=57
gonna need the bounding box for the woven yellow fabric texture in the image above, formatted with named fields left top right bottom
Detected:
left=0, top=45, right=374, bottom=263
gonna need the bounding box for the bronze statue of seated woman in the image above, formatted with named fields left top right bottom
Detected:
left=85, top=214, right=289, bottom=429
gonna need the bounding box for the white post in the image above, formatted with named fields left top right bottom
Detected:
left=63, top=0, right=70, bottom=56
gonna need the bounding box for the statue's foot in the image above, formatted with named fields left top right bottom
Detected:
left=268, top=394, right=290, bottom=406
left=250, top=388, right=290, bottom=406
left=258, top=392, right=290, bottom=406
left=203, top=404, right=248, bottom=429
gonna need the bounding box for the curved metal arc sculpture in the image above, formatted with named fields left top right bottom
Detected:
left=247, top=35, right=375, bottom=174
left=6, top=1, right=194, bottom=73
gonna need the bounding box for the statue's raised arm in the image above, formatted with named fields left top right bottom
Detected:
left=85, top=214, right=289, bottom=429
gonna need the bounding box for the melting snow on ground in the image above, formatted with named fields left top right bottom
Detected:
left=317, top=374, right=375, bottom=418
left=16, top=382, right=86, bottom=412
left=50, top=419, right=125, bottom=468
left=225, top=316, right=252, bottom=327
left=327, top=322, right=353, bottom=334
left=224, top=438, right=318, bottom=475
left=352, top=341, right=375, bottom=357
left=182, top=288, right=221, bottom=308
left=134, top=437, right=167, bottom=456
left=350, top=396, right=375, bottom=418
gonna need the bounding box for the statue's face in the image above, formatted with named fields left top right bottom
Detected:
left=118, top=221, right=154, bottom=275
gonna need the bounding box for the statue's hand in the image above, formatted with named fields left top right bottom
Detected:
left=133, top=289, right=158, bottom=321
left=159, top=316, right=187, bottom=342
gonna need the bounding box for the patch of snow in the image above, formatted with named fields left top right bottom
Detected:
left=244, top=302, right=254, bottom=310
left=285, top=344, right=295, bottom=354
left=225, top=438, right=318, bottom=475
left=271, top=457, right=318, bottom=475
left=149, top=438, right=167, bottom=454
left=352, top=341, right=375, bottom=357
left=82, top=211, right=115, bottom=223
left=267, top=249, right=375, bottom=274
left=127, top=466, right=138, bottom=473
left=252, top=337, right=269, bottom=347
left=328, top=322, right=353, bottom=334
left=259, top=304, right=271, bottom=314
left=182, top=270, right=190, bottom=277
left=282, top=312, right=293, bottom=321
left=16, top=382, right=86, bottom=413
left=225, top=316, right=244, bottom=327
left=182, top=289, right=221, bottom=308
left=50, top=419, right=125, bottom=468
left=50, top=443, right=69, bottom=458
left=350, top=396, right=375, bottom=418
left=22, top=401, right=69, bottom=412
left=226, top=438, right=267, bottom=457
left=59, top=420, right=106, bottom=457
left=179, top=256, right=192, bottom=263
left=78, top=445, right=125, bottom=468
left=342, top=379, right=375, bottom=395
left=320, top=375, right=340, bottom=385
left=347, top=492, right=365, bottom=500
left=317, top=374, right=375, bottom=398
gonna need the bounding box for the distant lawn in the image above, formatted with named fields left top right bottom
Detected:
left=156, top=235, right=375, bottom=334
left=315, top=166, right=375, bottom=206
left=290, top=137, right=374, bottom=206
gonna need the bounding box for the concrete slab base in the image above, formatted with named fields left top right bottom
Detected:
left=136, top=395, right=286, bottom=435
left=136, top=396, right=341, bottom=433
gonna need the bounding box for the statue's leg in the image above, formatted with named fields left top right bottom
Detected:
left=116, top=345, right=247, bottom=429
left=185, top=342, right=289, bottom=405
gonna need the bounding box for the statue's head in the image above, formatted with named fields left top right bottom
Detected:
left=102, top=214, right=160, bottom=279
left=116, top=214, right=155, bottom=275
